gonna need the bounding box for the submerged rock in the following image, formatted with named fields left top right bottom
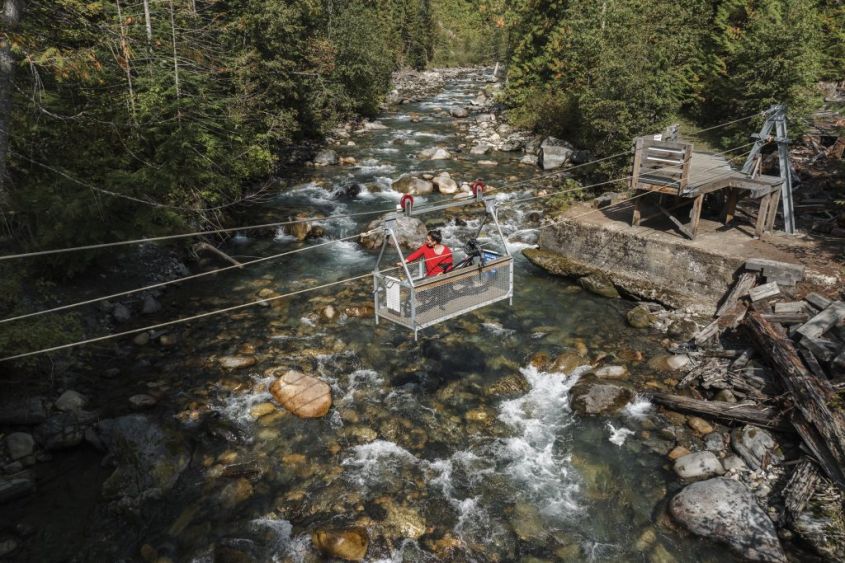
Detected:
left=569, top=380, right=633, bottom=415
left=593, top=365, right=628, bottom=380
left=579, top=274, right=620, bottom=299
left=97, top=415, right=190, bottom=506
left=269, top=370, right=332, bottom=418
left=627, top=304, right=654, bottom=328
left=218, top=356, right=257, bottom=370
left=671, top=478, right=785, bottom=562
left=450, top=107, right=468, bottom=118
left=312, top=527, right=368, bottom=561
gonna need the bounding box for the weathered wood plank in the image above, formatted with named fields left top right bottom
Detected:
left=745, top=258, right=805, bottom=286
left=774, top=301, right=807, bottom=315
left=797, top=302, right=845, bottom=339
left=715, top=272, right=757, bottom=318
left=800, top=336, right=839, bottom=363
left=805, top=292, right=832, bottom=311
left=762, top=312, right=809, bottom=325
left=650, top=392, right=785, bottom=428
left=749, top=281, right=781, bottom=302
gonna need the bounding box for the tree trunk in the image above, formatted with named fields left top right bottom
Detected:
left=142, top=0, right=153, bottom=45
left=745, top=311, right=845, bottom=490
left=167, top=0, right=180, bottom=100
left=114, top=0, right=137, bottom=122
left=0, top=0, right=23, bottom=207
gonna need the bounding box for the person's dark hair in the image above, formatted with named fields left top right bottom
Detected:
left=427, top=230, right=442, bottom=243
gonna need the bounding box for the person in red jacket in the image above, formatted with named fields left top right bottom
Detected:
left=399, top=230, right=453, bottom=277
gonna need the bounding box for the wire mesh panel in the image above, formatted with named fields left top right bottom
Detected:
left=374, top=257, right=512, bottom=335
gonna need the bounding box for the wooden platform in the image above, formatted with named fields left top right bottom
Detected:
left=630, top=138, right=784, bottom=239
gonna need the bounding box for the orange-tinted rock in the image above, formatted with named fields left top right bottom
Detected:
left=269, top=371, right=332, bottom=418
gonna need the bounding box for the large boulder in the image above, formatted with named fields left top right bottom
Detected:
left=570, top=380, right=633, bottom=415
left=731, top=425, right=783, bottom=470
left=432, top=172, right=458, bottom=195
left=360, top=215, right=427, bottom=250
left=269, top=370, right=332, bottom=418
left=391, top=174, right=434, bottom=195
left=97, top=415, right=190, bottom=505
left=673, top=451, right=725, bottom=480
left=539, top=137, right=574, bottom=170
left=450, top=107, right=469, bottom=118
left=313, top=149, right=338, bottom=166
left=670, top=478, right=785, bottom=562
left=5, top=433, right=35, bottom=461
left=312, top=528, right=368, bottom=561
left=55, top=390, right=88, bottom=412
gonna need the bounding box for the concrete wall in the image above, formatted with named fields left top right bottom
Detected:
left=525, top=219, right=746, bottom=313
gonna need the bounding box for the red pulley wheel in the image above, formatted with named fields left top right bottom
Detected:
left=399, top=194, right=414, bottom=211
left=470, top=180, right=485, bottom=196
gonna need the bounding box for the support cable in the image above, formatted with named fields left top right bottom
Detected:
left=0, top=151, right=757, bottom=361
left=0, top=110, right=760, bottom=262
left=0, top=231, right=378, bottom=325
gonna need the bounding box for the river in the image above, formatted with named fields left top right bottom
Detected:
left=8, top=69, right=740, bottom=562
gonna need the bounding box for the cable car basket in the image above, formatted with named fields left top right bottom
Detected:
left=372, top=189, right=513, bottom=339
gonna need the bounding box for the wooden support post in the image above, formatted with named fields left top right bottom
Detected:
left=630, top=138, right=644, bottom=190
left=724, top=188, right=738, bottom=224
left=765, top=187, right=781, bottom=232
left=755, top=193, right=771, bottom=238
left=689, top=194, right=704, bottom=239
left=632, top=191, right=642, bottom=226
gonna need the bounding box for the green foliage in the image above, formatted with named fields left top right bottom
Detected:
left=430, top=0, right=508, bottom=67
left=0, top=265, right=83, bottom=369
left=504, top=0, right=706, bottom=173
left=5, top=0, right=437, bottom=272
left=702, top=0, right=824, bottom=143
left=504, top=0, right=828, bottom=173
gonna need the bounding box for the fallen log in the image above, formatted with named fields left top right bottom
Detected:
left=745, top=311, right=845, bottom=490
left=649, top=392, right=786, bottom=429
left=194, top=242, right=243, bottom=268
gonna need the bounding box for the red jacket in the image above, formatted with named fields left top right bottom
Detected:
left=405, top=244, right=453, bottom=276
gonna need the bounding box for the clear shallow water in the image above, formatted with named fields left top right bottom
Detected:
left=9, top=71, right=740, bottom=562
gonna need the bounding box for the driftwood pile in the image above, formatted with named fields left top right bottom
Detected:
left=652, top=256, right=845, bottom=500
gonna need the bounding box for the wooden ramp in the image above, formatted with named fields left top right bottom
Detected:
left=630, top=138, right=784, bottom=239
